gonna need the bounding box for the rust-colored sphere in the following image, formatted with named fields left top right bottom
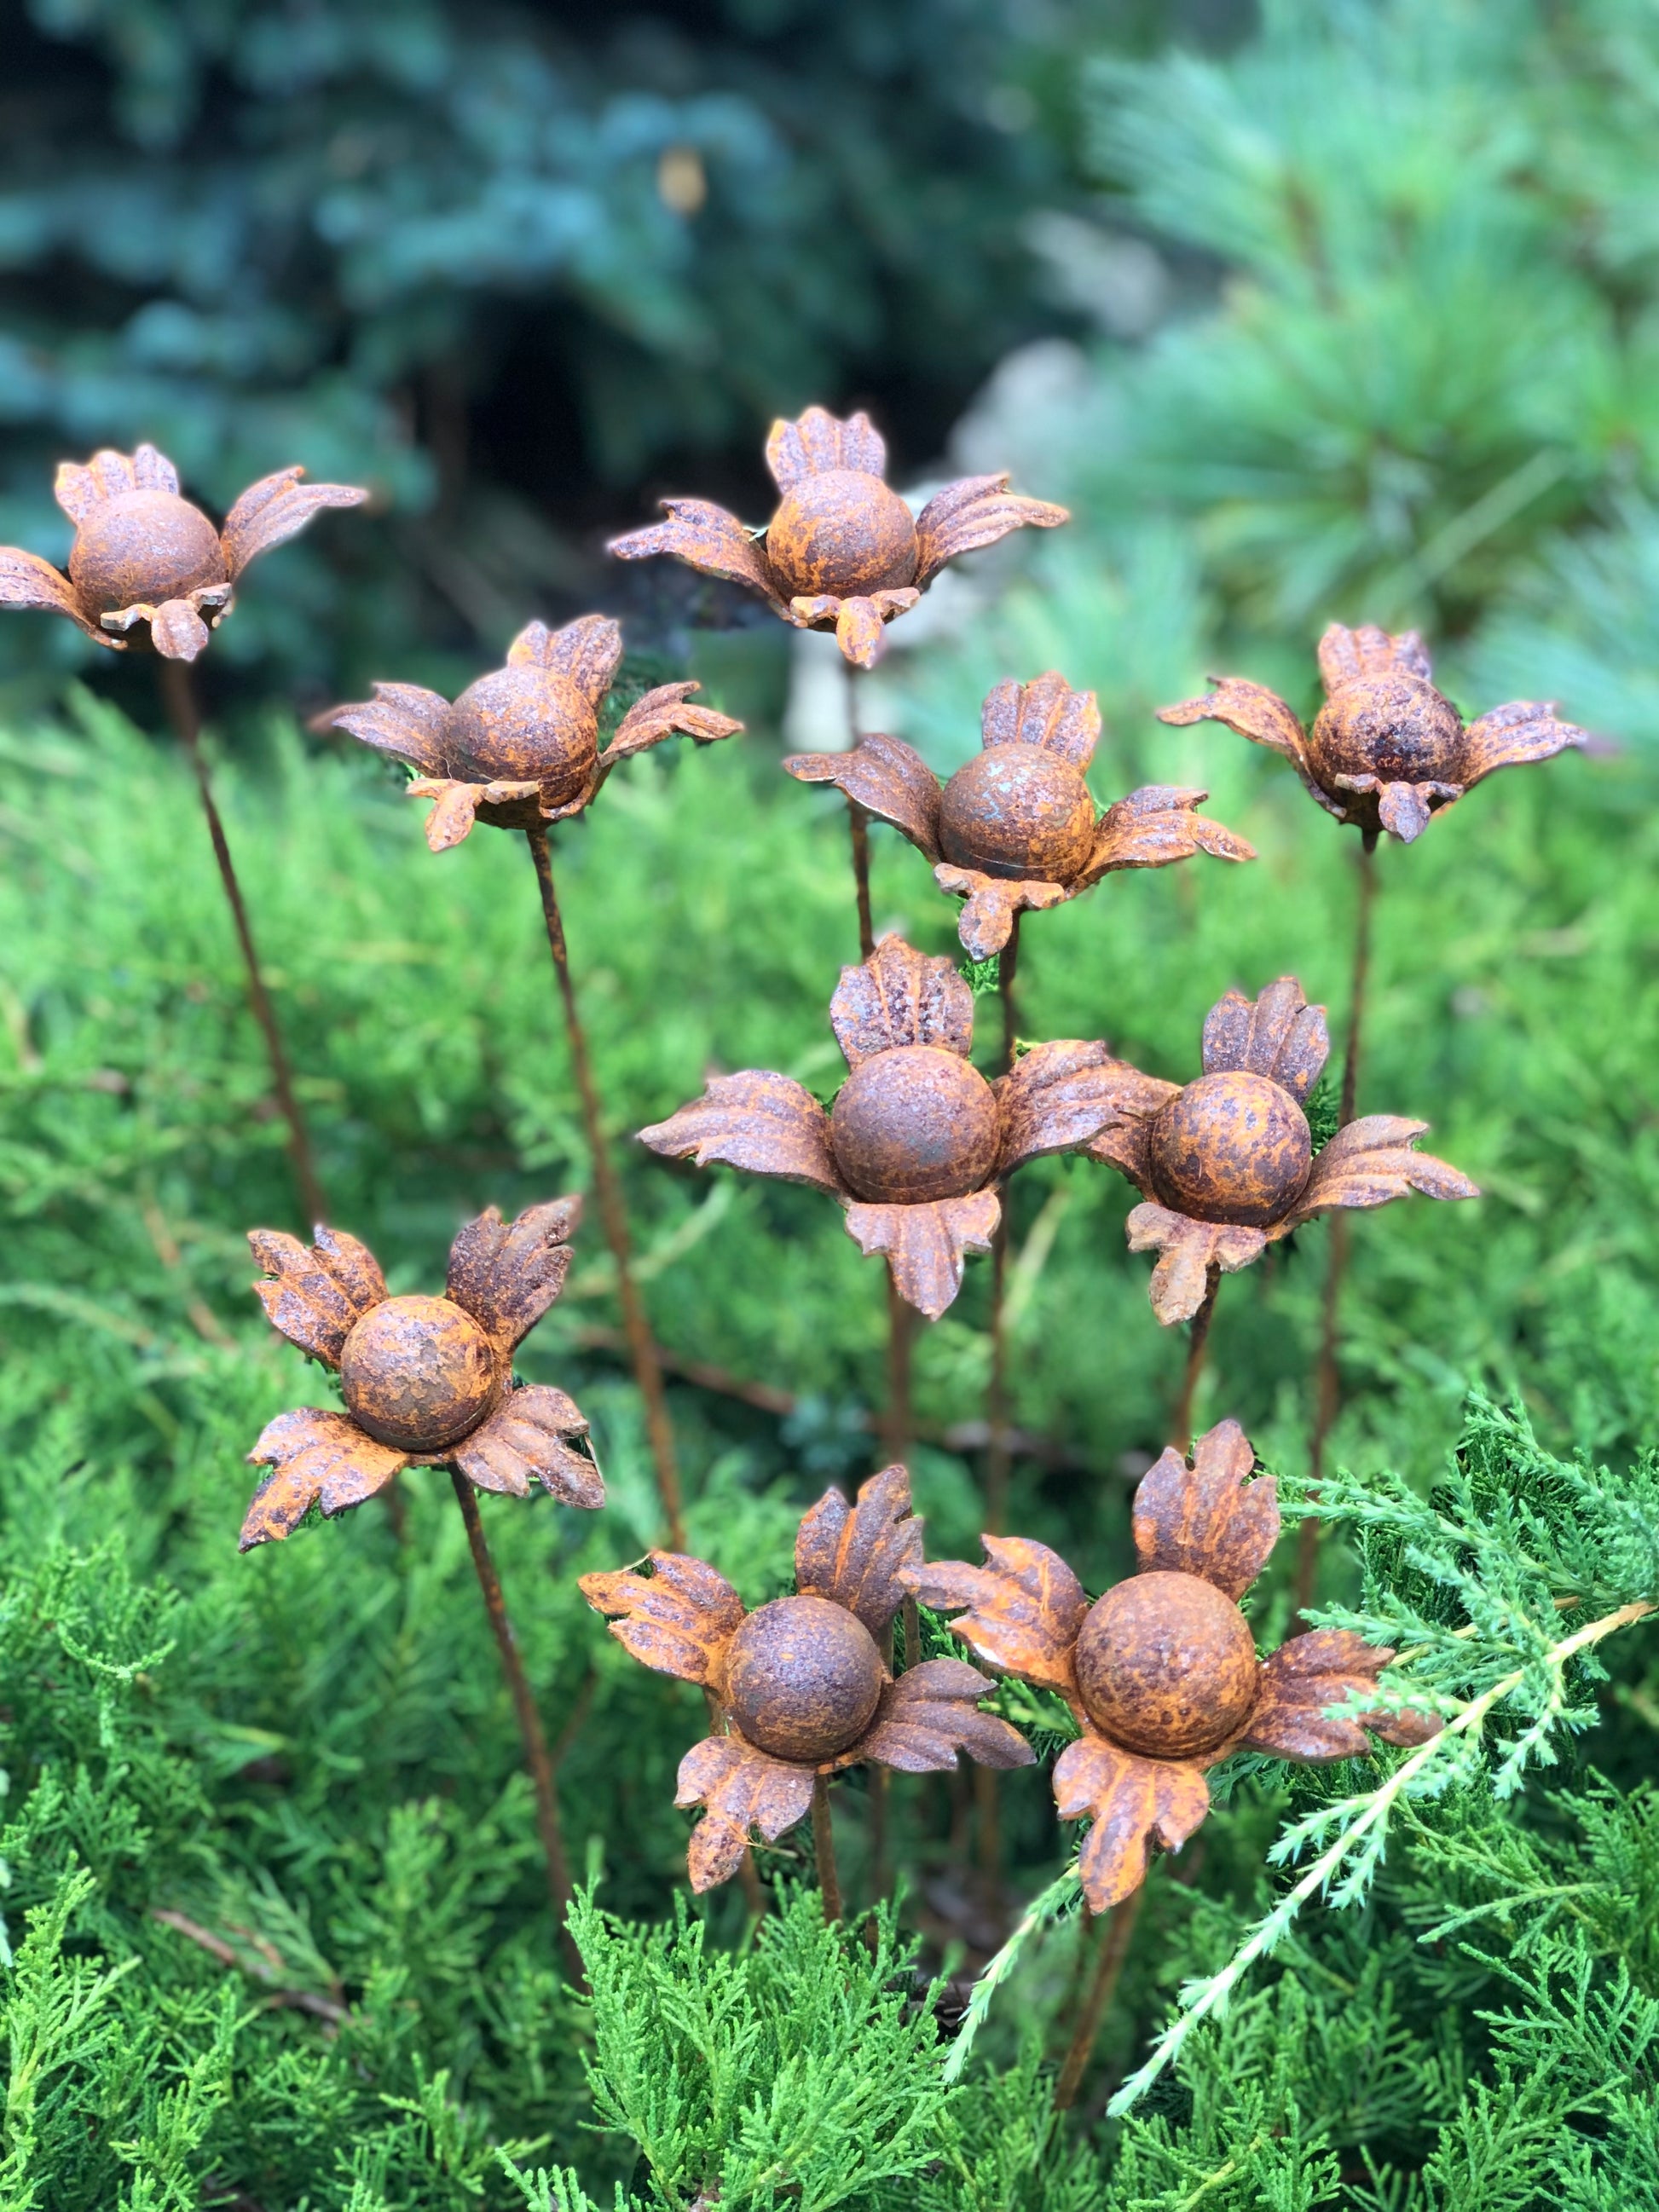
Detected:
left=1075, top=1570, right=1257, bottom=1759
left=725, top=1594, right=885, bottom=1762
left=830, top=1045, right=1000, bottom=1204
left=340, top=1294, right=502, bottom=1453
left=765, top=471, right=918, bottom=598
left=68, top=493, right=228, bottom=614
left=1148, top=1071, right=1312, bottom=1227
left=444, top=667, right=598, bottom=803
left=1311, top=673, right=1462, bottom=788
left=937, top=746, right=1095, bottom=882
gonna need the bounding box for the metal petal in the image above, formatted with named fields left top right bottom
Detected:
left=783, top=733, right=943, bottom=862
left=848, top=1658, right=1034, bottom=1774
left=221, top=468, right=367, bottom=578
left=1084, top=784, right=1256, bottom=884
left=0, top=547, right=111, bottom=644
left=1317, top=621, right=1431, bottom=690
left=1283, top=1115, right=1478, bottom=1231
left=996, top=1040, right=1153, bottom=1176
left=446, top=1196, right=581, bottom=1347
left=55, top=444, right=180, bottom=522
left=833, top=595, right=892, bottom=668
left=241, top=1407, right=406, bottom=1549
left=608, top=499, right=783, bottom=608
left=1053, top=1732, right=1210, bottom=1912
left=674, top=1736, right=815, bottom=1892
left=248, top=1224, right=387, bottom=1366
left=1459, top=698, right=1587, bottom=787
left=509, top=613, right=621, bottom=702
left=1375, top=781, right=1442, bottom=842
left=979, top=671, right=1099, bottom=766
left=843, top=1188, right=1001, bottom=1320
left=1132, top=1418, right=1278, bottom=1600
left=913, top=1535, right=1086, bottom=1701
left=1125, top=1204, right=1268, bottom=1325
left=830, top=933, right=974, bottom=1067
left=1243, top=1630, right=1413, bottom=1759
left=1158, top=678, right=1311, bottom=773
left=638, top=1070, right=842, bottom=1196
left=933, top=866, right=1070, bottom=962
left=795, top=1463, right=921, bottom=1641
left=765, top=406, right=887, bottom=488
left=1201, top=977, right=1329, bottom=1101
left=912, top=474, right=1068, bottom=588
left=579, top=1551, right=744, bottom=1689
left=453, top=1385, right=602, bottom=1507
left=321, top=683, right=454, bottom=776
left=602, top=680, right=743, bottom=766
left=148, top=598, right=212, bottom=661
left=407, top=779, right=484, bottom=852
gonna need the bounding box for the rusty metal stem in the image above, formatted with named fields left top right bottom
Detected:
left=883, top=1268, right=913, bottom=1467
left=448, top=1469, right=583, bottom=1984
left=985, top=913, right=1021, bottom=1533
left=525, top=824, right=686, bottom=1552
left=847, top=801, right=876, bottom=962
left=1170, top=1267, right=1221, bottom=1453
left=158, top=660, right=326, bottom=1233
left=1297, top=832, right=1377, bottom=1611
left=812, top=1772, right=843, bottom=1925
left=1053, top=1886, right=1142, bottom=2112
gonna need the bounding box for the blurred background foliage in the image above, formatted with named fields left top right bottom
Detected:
left=5, top=0, right=1659, bottom=2204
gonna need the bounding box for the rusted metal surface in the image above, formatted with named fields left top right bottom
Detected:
left=322, top=613, right=743, bottom=852
left=0, top=443, right=365, bottom=661
left=916, top=1418, right=1436, bottom=1912
left=1159, top=621, right=1587, bottom=845
left=1083, top=976, right=1478, bottom=1325
left=240, top=1199, right=602, bottom=1548
left=639, top=933, right=1149, bottom=1320
left=785, top=673, right=1255, bottom=958
left=579, top=1463, right=1033, bottom=1895
left=608, top=405, right=1068, bottom=669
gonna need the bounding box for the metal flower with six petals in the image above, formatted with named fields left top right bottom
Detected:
left=321, top=613, right=743, bottom=852
left=916, top=1418, right=1433, bottom=1912
left=639, top=933, right=1136, bottom=1320
left=0, top=443, right=367, bottom=662
left=785, top=671, right=1255, bottom=960
left=580, top=1463, right=1032, bottom=1893
left=1082, top=976, right=1478, bottom=1324
left=608, top=406, right=1067, bottom=669
left=240, top=1200, right=603, bottom=1548
left=1159, top=622, right=1587, bottom=846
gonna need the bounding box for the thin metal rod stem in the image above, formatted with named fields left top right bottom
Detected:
left=812, top=1772, right=843, bottom=1926
left=1053, top=1887, right=1142, bottom=2112
left=848, top=801, right=875, bottom=962
left=158, top=660, right=326, bottom=1231
left=525, top=826, right=685, bottom=1552
left=1170, top=1267, right=1221, bottom=1453
left=883, top=1269, right=913, bottom=1468
left=985, top=913, right=1021, bottom=1533
left=1298, top=832, right=1378, bottom=1610
left=448, top=1469, right=583, bottom=1984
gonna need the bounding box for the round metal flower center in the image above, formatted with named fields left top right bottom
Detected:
left=1311, top=673, right=1463, bottom=788
left=1074, top=1571, right=1257, bottom=1759
left=1148, top=1071, right=1312, bottom=1227
left=725, top=1594, right=885, bottom=1763
left=340, top=1294, right=500, bottom=1453
left=67, top=492, right=228, bottom=615
left=830, top=1045, right=1001, bottom=1204
left=937, top=746, right=1095, bottom=882
left=765, top=471, right=918, bottom=598
left=445, top=667, right=598, bottom=800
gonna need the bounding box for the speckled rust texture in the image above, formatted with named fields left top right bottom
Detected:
left=936, top=745, right=1096, bottom=881
left=829, top=1044, right=1001, bottom=1204
left=444, top=666, right=598, bottom=802
left=341, top=1293, right=504, bottom=1453
left=68, top=492, right=228, bottom=612
left=1311, top=672, right=1464, bottom=788
left=724, top=1593, right=886, bottom=1763
left=1073, top=1568, right=1258, bottom=1759
left=765, top=471, right=918, bottom=598
left=1148, top=1070, right=1313, bottom=1227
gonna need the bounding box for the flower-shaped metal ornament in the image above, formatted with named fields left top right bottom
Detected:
left=0, top=443, right=367, bottom=662
left=608, top=407, right=1067, bottom=670
left=639, top=934, right=1135, bottom=1320
left=321, top=614, right=743, bottom=852
left=581, top=1464, right=1032, bottom=1891
left=917, top=1419, right=1433, bottom=1911
left=784, top=672, right=1256, bottom=960
left=1084, top=977, right=1478, bottom=1324
left=241, top=1201, right=603, bottom=1547
left=1159, top=623, right=1587, bottom=846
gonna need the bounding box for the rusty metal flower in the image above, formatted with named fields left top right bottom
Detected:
left=240, top=1200, right=603, bottom=1548
left=1159, top=623, right=1587, bottom=846
left=1083, top=976, right=1477, bottom=1324
left=608, top=406, right=1067, bottom=669
left=916, top=1418, right=1433, bottom=1911
left=639, top=933, right=1131, bottom=1320
left=0, top=443, right=367, bottom=662
left=321, top=613, right=742, bottom=851
left=783, top=671, right=1256, bottom=959
left=581, top=1464, right=1032, bottom=1891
